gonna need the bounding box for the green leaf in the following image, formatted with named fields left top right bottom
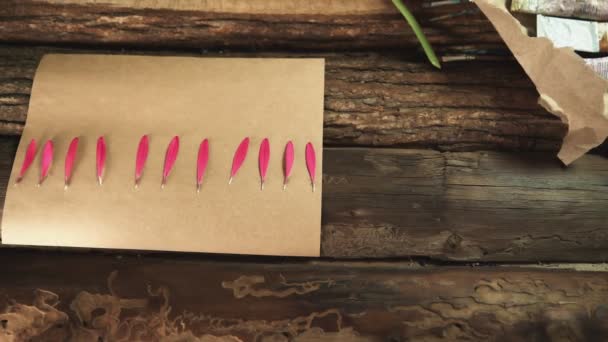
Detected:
left=391, top=0, right=441, bottom=69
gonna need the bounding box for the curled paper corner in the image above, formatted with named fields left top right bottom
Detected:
left=538, top=94, right=601, bottom=164
left=474, top=0, right=608, bottom=165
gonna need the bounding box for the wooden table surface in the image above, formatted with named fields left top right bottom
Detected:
left=0, top=1, right=607, bottom=341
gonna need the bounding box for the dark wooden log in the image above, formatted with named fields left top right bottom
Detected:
left=0, top=137, right=605, bottom=262
left=0, top=249, right=607, bottom=341
left=0, top=45, right=567, bottom=152
left=322, top=148, right=608, bottom=261
left=0, top=0, right=502, bottom=50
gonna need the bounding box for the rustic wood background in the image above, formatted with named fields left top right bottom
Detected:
left=0, top=0, right=607, bottom=341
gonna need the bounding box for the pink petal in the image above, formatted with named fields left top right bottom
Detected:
left=17, top=139, right=37, bottom=183
left=258, top=138, right=270, bottom=190
left=64, top=137, right=79, bottom=187
left=283, top=141, right=294, bottom=189
left=96, top=136, right=106, bottom=185
left=39, top=140, right=54, bottom=185
left=229, top=137, right=249, bottom=184
left=305, top=142, right=316, bottom=192
left=135, top=135, right=149, bottom=186
left=197, top=138, right=209, bottom=191
left=162, top=136, right=179, bottom=187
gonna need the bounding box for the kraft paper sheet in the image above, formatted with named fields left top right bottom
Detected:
left=1, top=54, right=324, bottom=256
left=475, top=0, right=608, bottom=165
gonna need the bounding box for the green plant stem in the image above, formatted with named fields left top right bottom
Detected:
left=391, top=0, right=442, bottom=69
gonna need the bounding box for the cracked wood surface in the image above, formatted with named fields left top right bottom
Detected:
left=0, top=0, right=500, bottom=50
left=0, top=45, right=569, bottom=152
left=0, top=250, right=607, bottom=341
left=0, top=137, right=605, bottom=262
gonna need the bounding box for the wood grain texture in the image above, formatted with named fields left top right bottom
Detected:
left=322, top=148, right=608, bottom=261
left=0, top=0, right=500, bottom=50
left=0, top=137, right=605, bottom=262
left=0, top=46, right=567, bottom=152
left=0, top=250, right=607, bottom=341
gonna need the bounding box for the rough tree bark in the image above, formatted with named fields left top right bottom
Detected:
left=0, top=0, right=501, bottom=50
left=0, top=46, right=567, bottom=152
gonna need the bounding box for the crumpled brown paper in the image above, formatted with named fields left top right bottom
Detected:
left=475, top=0, right=608, bottom=165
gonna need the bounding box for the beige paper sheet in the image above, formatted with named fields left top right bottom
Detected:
left=475, top=0, right=608, bottom=165
left=1, top=54, right=324, bottom=256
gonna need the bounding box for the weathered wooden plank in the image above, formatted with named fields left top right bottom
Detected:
left=0, top=137, right=605, bottom=261
left=0, top=45, right=567, bottom=152
left=0, top=0, right=501, bottom=50
left=322, top=148, right=608, bottom=261
left=0, top=250, right=607, bottom=341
